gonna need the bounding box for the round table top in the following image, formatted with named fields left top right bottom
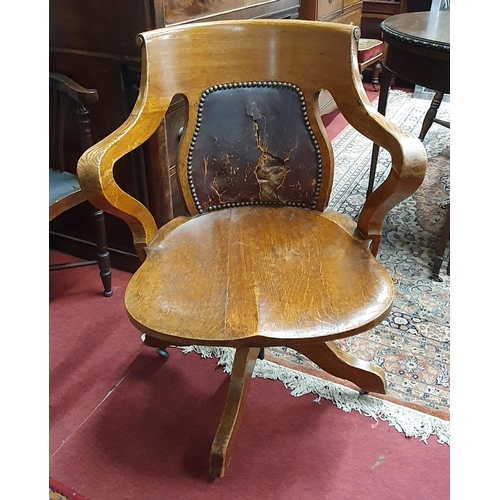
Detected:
left=381, top=11, right=450, bottom=51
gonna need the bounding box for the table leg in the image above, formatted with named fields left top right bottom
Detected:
left=419, top=91, right=444, bottom=141
left=367, top=64, right=392, bottom=196
left=430, top=202, right=450, bottom=282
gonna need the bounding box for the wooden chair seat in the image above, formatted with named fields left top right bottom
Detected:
left=358, top=38, right=383, bottom=64
left=49, top=169, right=86, bottom=221
left=126, top=206, right=393, bottom=346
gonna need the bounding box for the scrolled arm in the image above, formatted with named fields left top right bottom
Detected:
left=353, top=108, right=427, bottom=256
left=77, top=110, right=167, bottom=262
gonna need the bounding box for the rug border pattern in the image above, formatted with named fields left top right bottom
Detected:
left=180, top=346, right=450, bottom=446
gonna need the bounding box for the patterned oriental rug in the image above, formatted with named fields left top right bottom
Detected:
left=182, top=90, right=450, bottom=445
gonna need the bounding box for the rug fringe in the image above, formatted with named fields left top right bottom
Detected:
left=180, top=346, right=450, bottom=446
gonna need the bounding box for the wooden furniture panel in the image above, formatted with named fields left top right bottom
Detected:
left=360, top=1, right=432, bottom=40
left=163, top=0, right=301, bottom=24
left=49, top=0, right=154, bottom=58
left=334, top=4, right=362, bottom=25
left=300, top=0, right=362, bottom=23
left=317, top=0, right=343, bottom=20
left=361, top=1, right=405, bottom=39
left=165, top=0, right=257, bottom=23
left=49, top=0, right=301, bottom=272
left=299, top=0, right=365, bottom=114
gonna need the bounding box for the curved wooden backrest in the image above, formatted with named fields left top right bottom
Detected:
left=78, top=20, right=426, bottom=259
left=136, top=21, right=371, bottom=215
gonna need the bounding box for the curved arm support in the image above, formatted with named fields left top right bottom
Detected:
left=334, top=100, right=427, bottom=257
left=77, top=110, right=167, bottom=261
left=357, top=110, right=427, bottom=256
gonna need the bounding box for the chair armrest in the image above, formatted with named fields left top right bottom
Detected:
left=357, top=108, right=427, bottom=255
left=77, top=109, right=167, bottom=261
left=49, top=72, right=99, bottom=106
left=335, top=100, right=427, bottom=256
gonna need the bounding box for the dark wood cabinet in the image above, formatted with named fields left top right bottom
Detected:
left=49, top=0, right=301, bottom=271
left=299, top=0, right=364, bottom=26
left=360, top=1, right=432, bottom=39
left=298, top=0, right=365, bottom=115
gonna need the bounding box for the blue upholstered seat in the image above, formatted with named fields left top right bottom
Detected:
left=49, top=169, right=81, bottom=206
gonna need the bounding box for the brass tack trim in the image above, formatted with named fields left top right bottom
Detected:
left=188, top=81, right=322, bottom=213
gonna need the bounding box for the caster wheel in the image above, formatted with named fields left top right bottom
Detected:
left=359, top=390, right=368, bottom=396
left=157, top=348, right=169, bottom=359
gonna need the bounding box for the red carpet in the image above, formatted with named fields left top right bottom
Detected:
left=321, top=83, right=380, bottom=137
left=50, top=477, right=89, bottom=499
left=49, top=250, right=449, bottom=499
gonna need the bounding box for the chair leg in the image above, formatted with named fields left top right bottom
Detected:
left=419, top=91, right=444, bottom=141
left=371, top=62, right=382, bottom=91
left=431, top=203, right=450, bottom=282
left=210, top=346, right=260, bottom=478
left=295, top=341, right=386, bottom=394
left=92, top=206, right=113, bottom=297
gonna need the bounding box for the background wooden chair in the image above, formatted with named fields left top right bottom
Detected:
left=358, top=38, right=385, bottom=91
left=49, top=72, right=112, bottom=297
left=78, top=20, right=426, bottom=477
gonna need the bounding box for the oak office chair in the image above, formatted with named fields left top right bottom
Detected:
left=78, top=20, right=426, bottom=477
left=49, top=72, right=112, bottom=297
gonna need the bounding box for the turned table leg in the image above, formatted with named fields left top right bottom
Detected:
left=367, top=64, right=392, bottom=197
left=419, top=91, right=445, bottom=141
left=431, top=202, right=450, bottom=282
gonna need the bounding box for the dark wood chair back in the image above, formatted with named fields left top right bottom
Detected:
left=49, top=72, right=112, bottom=296
left=49, top=73, right=98, bottom=175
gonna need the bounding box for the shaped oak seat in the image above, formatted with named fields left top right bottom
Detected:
left=127, top=207, right=393, bottom=346
left=77, top=20, right=426, bottom=478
